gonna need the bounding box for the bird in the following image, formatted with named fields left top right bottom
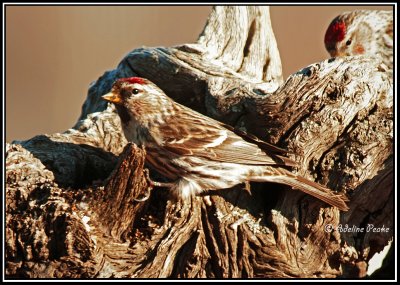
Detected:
left=102, top=77, right=349, bottom=211
left=324, top=10, right=393, bottom=74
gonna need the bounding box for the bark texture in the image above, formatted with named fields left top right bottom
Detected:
left=5, top=6, right=393, bottom=278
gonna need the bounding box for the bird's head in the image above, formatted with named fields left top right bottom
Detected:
left=102, top=77, right=172, bottom=125
left=324, top=12, right=370, bottom=57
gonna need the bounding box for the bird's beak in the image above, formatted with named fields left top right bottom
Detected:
left=329, top=49, right=339, bottom=57
left=102, top=92, right=122, bottom=104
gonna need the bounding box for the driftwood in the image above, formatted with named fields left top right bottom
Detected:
left=5, top=6, right=393, bottom=278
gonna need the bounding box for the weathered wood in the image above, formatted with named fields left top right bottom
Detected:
left=5, top=6, right=393, bottom=279
left=95, top=144, right=149, bottom=242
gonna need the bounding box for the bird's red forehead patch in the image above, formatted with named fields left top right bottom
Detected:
left=324, top=20, right=346, bottom=44
left=117, top=77, right=146, bottom=85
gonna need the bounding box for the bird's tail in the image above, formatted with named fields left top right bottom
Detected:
left=251, top=172, right=349, bottom=211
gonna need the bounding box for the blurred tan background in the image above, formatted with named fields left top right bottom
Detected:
left=5, top=5, right=392, bottom=142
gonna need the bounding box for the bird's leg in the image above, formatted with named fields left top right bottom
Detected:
left=143, top=169, right=175, bottom=188
left=134, top=169, right=174, bottom=202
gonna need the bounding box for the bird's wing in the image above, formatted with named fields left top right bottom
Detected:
left=156, top=105, right=297, bottom=167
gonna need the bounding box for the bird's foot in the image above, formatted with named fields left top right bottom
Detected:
left=242, top=181, right=252, bottom=195
left=134, top=187, right=152, bottom=202
left=134, top=169, right=174, bottom=202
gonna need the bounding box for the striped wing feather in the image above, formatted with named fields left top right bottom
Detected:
left=157, top=105, right=296, bottom=167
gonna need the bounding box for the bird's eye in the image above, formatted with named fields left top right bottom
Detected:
left=346, top=39, right=352, bottom=46
left=132, top=88, right=140, bottom=95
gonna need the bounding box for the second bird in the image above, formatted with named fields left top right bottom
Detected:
left=324, top=10, right=393, bottom=75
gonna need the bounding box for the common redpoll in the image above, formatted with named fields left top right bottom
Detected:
left=324, top=10, right=393, bottom=72
left=102, top=77, right=349, bottom=211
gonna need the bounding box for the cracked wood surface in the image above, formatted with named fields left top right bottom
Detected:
left=5, top=6, right=393, bottom=278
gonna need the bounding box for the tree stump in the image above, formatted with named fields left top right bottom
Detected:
left=5, top=6, right=393, bottom=278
